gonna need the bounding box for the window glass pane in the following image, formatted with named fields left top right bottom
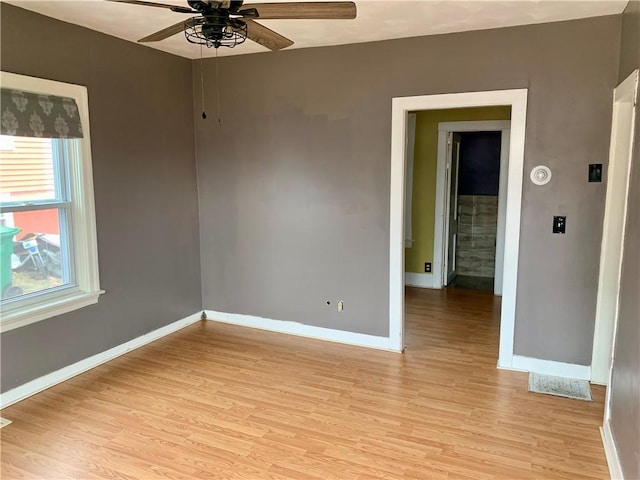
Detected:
left=1, top=208, right=70, bottom=300
left=0, top=73, right=101, bottom=331
left=0, top=135, right=57, bottom=203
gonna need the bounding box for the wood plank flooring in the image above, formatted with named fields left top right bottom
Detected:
left=1, top=287, right=609, bottom=479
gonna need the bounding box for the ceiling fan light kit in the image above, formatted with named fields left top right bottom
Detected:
left=184, top=16, right=248, bottom=48
left=108, top=0, right=357, bottom=51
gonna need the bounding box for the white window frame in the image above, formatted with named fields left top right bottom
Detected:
left=0, top=71, right=103, bottom=332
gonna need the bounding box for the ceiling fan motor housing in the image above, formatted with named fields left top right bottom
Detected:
left=187, top=0, right=209, bottom=12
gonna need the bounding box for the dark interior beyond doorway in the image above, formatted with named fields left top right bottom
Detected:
left=453, top=131, right=501, bottom=292
left=458, top=131, right=501, bottom=195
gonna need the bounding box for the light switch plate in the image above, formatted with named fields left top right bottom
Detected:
left=553, top=216, right=566, bottom=234
left=589, top=164, right=603, bottom=182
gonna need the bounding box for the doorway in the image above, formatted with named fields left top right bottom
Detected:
left=434, top=121, right=510, bottom=295
left=389, top=89, right=528, bottom=370
left=447, top=131, right=500, bottom=292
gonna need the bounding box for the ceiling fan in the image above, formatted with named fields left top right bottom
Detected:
left=107, top=0, right=357, bottom=50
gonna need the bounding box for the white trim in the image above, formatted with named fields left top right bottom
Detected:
left=390, top=89, right=528, bottom=359
left=433, top=120, right=511, bottom=292
left=205, top=310, right=396, bottom=352
left=601, top=421, right=625, bottom=480
left=0, top=312, right=202, bottom=409
left=0, top=289, right=103, bottom=333
left=442, top=132, right=459, bottom=286
left=390, top=101, right=408, bottom=351
left=404, top=272, right=435, bottom=289
left=598, top=71, right=638, bottom=480
left=614, top=69, right=639, bottom=103
left=497, top=93, right=527, bottom=368
left=508, top=355, right=591, bottom=380
left=0, top=71, right=102, bottom=332
left=433, top=130, right=448, bottom=289
left=592, top=69, right=639, bottom=385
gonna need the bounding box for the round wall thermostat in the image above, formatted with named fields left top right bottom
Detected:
left=530, top=165, right=552, bottom=185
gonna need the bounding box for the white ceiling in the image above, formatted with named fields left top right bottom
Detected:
left=5, top=0, right=628, bottom=59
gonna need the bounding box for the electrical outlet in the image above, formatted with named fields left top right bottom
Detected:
left=424, top=262, right=432, bottom=273
left=337, top=301, right=344, bottom=312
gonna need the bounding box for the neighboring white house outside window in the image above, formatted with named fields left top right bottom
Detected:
left=0, top=71, right=102, bottom=332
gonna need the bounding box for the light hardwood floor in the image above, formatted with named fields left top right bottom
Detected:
left=1, top=287, right=609, bottom=479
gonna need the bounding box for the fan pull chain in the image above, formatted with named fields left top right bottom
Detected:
left=200, top=45, right=207, bottom=120
left=215, top=47, right=222, bottom=124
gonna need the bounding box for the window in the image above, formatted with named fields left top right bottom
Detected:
left=0, top=72, right=102, bottom=332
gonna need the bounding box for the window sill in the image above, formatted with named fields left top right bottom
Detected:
left=0, top=288, right=104, bottom=333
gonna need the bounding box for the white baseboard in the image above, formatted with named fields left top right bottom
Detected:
left=601, top=421, right=624, bottom=479
left=0, top=312, right=203, bottom=409
left=205, top=310, right=397, bottom=352
left=404, top=272, right=436, bottom=289
left=509, top=355, right=591, bottom=380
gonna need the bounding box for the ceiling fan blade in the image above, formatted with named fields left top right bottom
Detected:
left=138, top=19, right=186, bottom=42
left=244, top=19, right=294, bottom=50
left=233, top=7, right=259, bottom=18
left=241, top=2, right=356, bottom=20
left=106, top=0, right=195, bottom=14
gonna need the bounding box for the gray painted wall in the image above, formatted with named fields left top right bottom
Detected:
left=195, top=16, right=620, bottom=362
left=609, top=2, right=640, bottom=478
left=0, top=4, right=202, bottom=392
left=0, top=6, right=625, bottom=393
left=618, top=0, right=640, bottom=85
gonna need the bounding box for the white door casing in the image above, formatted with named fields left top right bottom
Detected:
left=389, top=89, right=527, bottom=365
left=593, top=69, right=639, bottom=386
